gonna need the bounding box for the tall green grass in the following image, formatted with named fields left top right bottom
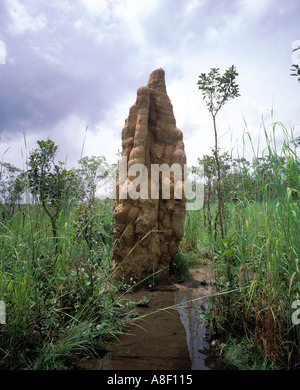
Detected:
left=0, top=199, right=123, bottom=369
left=186, top=119, right=300, bottom=369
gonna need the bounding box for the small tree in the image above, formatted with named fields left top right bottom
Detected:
left=197, top=65, right=240, bottom=240
left=199, top=151, right=232, bottom=237
left=78, top=155, right=109, bottom=203
left=0, top=162, right=24, bottom=220
left=198, top=154, right=216, bottom=232
left=28, top=139, right=83, bottom=255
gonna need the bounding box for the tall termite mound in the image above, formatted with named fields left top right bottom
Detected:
left=112, top=68, right=186, bottom=282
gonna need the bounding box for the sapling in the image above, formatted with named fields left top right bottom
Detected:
left=27, top=139, right=83, bottom=255
left=197, top=65, right=240, bottom=240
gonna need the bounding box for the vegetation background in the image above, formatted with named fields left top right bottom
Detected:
left=0, top=58, right=299, bottom=369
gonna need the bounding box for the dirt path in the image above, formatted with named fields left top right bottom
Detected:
left=80, top=265, right=226, bottom=370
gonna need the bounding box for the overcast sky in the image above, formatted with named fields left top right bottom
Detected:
left=0, top=0, right=299, bottom=171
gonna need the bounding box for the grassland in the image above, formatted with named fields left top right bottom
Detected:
left=0, top=199, right=124, bottom=369
left=184, top=122, right=300, bottom=369
left=0, top=119, right=299, bottom=370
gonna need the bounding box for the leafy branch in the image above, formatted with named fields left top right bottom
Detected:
left=291, top=46, right=300, bottom=83
left=197, top=65, right=240, bottom=240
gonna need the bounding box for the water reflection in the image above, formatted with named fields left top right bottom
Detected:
left=175, top=287, right=210, bottom=370
left=79, top=267, right=225, bottom=370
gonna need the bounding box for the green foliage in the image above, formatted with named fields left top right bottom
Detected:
left=291, top=46, right=300, bottom=83
left=78, top=155, right=110, bottom=202
left=197, top=65, right=240, bottom=118
left=215, top=337, right=277, bottom=370
left=0, top=140, right=124, bottom=369
left=205, top=123, right=300, bottom=369
left=171, top=251, right=195, bottom=282
left=28, top=139, right=84, bottom=208
left=0, top=197, right=123, bottom=369
left=0, top=162, right=25, bottom=220
left=74, top=199, right=114, bottom=251
left=197, top=65, right=240, bottom=243
left=27, top=139, right=84, bottom=254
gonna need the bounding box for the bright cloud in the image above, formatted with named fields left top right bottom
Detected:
left=5, top=0, right=47, bottom=35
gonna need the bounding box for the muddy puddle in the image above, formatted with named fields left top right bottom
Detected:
left=80, top=266, right=226, bottom=370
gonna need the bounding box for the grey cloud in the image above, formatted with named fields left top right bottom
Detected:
left=140, top=0, right=239, bottom=49
left=0, top=1, right=141, bottom=141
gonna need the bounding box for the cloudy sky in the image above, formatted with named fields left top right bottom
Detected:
left=0, top=0, right=299, bottom=171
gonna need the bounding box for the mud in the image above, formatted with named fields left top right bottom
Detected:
left=80, top=266, right=226, bottom=370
